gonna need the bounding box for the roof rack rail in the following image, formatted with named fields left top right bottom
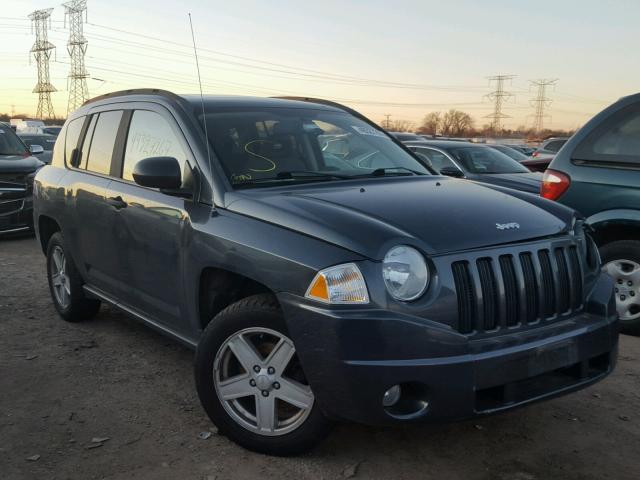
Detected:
left=82, top=88, right=184, bottom=107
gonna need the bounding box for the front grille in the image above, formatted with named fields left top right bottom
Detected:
left=0, top=199, right=24, bottom=216
left=452, top=244, right=584, bottom=335
left=0, top=172, right=28, bottom=186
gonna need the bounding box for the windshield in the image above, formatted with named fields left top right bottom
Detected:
left=0, top=125, right=29, bottom=156
left=199, top=107, right=429, bottom=188
left=447, top=146, right=530, bottom=174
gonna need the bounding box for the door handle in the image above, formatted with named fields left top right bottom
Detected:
left=107, top=196, right=128, bottom=210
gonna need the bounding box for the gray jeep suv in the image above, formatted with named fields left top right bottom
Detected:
left=33, top=89, right=618, bottom=455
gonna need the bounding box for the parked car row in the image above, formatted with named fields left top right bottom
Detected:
left=0, top=122, right=45, bottom=234
left=404, top=140, right=542, bottom=194
left=9, top=118, right=63, bottom=136
left=27, top=89, right=621, bottom=456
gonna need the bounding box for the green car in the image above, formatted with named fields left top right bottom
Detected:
left=542, top=93, right=640, bottom=335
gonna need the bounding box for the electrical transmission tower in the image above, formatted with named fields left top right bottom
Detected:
left=63, top=0, right=89, bottom=113
left=29, top=8, right=57, bottom=119
left=530, top=79, right=558, bottom=133
left=484, top=75, right=515, bottom=133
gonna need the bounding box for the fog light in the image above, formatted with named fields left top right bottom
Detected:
left=382, top=385, right=401, bottom=407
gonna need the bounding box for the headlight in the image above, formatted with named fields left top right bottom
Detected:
left=305, top=263, right=369, bottom=304
left=382, top=246, right=429, bottom=301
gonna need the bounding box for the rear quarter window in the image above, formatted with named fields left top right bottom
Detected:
left=573, top=103, right=640, bottom=168
left=51, top=125, right=67, bottom=167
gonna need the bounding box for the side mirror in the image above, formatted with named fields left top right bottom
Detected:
left=69, top=148, right=81, bottom=168
left=30, top=144, right=44, bottom=155
left=440, top=166, right=464, bottom=178
left=132, top=156, right=182, bottom=189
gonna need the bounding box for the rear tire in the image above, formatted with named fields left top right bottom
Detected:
left=46, top=232, right=101, bottom=322
left=601, top=240, right=640, bottom=336
left=195, top=294, right=332, bottom=456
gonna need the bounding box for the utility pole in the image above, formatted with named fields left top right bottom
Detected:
left=383, top=114, right=391, bottom=130
left=63, top=0, right=89, bottom=113
left=29, top=8, right=57, bottom=119
left=530, top=79, right=558, bottom=134
left=10, top=104, right=16, bottom=117
left=484, top=75, right=515, bottom=134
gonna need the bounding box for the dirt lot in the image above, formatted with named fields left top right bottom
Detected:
left=1, top=236, right=639, bottom=480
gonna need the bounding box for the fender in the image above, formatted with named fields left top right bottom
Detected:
left=587, top=209, right=640, bottom=229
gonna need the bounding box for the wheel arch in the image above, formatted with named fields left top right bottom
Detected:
left=587, top=210, right=640, bottom=247
left=37, top=215, right=61, bottom=254
left=198, top=267, right=276, bottom=330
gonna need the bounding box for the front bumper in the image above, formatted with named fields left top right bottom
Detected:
left=279, top=272, right=618, bottom=425
left=0, top=193, right=33, bottom=233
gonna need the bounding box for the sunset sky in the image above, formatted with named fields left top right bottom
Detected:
left=2, top=0, right=639, bottom=130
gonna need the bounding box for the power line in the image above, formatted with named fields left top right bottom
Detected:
left=79, top=22, right=489, bottom=93
left=530, top=79, right=558, bottom=133
left=484, top=74, right=515, bottom=132
left=63, top=0, right=90, bottom=113
left=29, top=8, right=57, bottom=119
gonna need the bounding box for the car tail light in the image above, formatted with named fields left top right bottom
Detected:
left=532, top=151, right=539, bottom=157
left=541, top=169, right=571, bottom=200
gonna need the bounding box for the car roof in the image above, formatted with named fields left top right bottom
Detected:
left=181, top=94, right=345, bottom=112
left=82, top=89, right=345, bottom=113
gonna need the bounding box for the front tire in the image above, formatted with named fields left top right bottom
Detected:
left=601, top=240, right=640, bottom=336
left=46, top=232, right=101, bottom=322
left=195, top=294, right=332, bottom=456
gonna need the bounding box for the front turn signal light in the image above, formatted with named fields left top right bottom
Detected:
left=305, top=263, right=369, bottom=304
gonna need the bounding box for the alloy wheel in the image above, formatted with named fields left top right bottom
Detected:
left=213, top=327, right=314, bottom=436
left=603, top=259, right=640, bottom=321
left=50, top=246, right=71, bottom=309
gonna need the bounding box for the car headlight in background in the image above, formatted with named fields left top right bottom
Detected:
left=305, top=263, right=369, bottom=304
left=382, top=246, right=429, bottom=301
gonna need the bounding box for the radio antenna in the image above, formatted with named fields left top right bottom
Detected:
left=188, top=13, right=212, bottom=182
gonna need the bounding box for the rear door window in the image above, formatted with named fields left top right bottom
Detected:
left=84, top=111, right=123, bottom=175
left=573, top=104, right=640, bottom=167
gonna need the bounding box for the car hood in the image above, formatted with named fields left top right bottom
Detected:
left=0, top=155, right=44, bottom=173
left=225, top=177, right=574, bottom=259
left=471, top=172, right=543, bottom=194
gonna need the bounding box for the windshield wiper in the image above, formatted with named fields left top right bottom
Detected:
left=233, top=170, right=352, bottom=187
left=364, top=167, right=427, bottom=177
left=276, top=170, right=352, bottom=180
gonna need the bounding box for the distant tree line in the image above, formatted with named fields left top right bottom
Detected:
left=0, top=112, right=66, bottom=125
left=380, top=109, right=576, bottom=140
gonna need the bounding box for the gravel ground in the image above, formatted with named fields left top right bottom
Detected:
left=1, top=236, right=639, bottom=480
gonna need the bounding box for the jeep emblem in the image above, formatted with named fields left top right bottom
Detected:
left=496, top=222, right=520, bottom=230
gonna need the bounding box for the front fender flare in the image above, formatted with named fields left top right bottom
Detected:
left=587, top=209, right=640, bottom=230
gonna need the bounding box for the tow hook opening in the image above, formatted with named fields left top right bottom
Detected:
left=382, top=382, right=430, bottom=420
